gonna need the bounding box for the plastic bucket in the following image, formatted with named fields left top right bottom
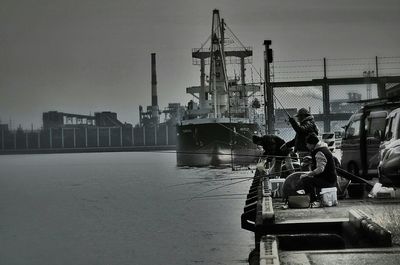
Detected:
left=320, top=187, right=337, bottom=207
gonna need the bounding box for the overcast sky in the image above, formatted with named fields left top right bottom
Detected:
left=1, top=0, right=400, bottom=129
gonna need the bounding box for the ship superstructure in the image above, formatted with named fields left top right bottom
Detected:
left=177, top=9, right=263, bottom=167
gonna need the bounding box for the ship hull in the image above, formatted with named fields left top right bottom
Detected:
left=176, top=122, right=261, bottom=167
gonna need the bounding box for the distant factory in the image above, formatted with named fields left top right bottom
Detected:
left=42, top=111, right=130, bottom=129
left=0, top=53, right=184, bottom=153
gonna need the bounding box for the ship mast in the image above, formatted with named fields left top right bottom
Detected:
left=209, top=9, right=228, bottom=119
left=188, top=10, right=258, bottom=122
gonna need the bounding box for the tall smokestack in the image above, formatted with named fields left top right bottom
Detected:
left=151, top=53, right=158, bottom=107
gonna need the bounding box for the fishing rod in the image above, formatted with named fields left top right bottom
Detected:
left=188, top=178, right=251, bottom=201
left=193, top=193, right=248, bottom=198
left=176, top=194, right=246, bottom=201
left=216, top=122, right=254, bottom=143
left=171, top=163, right=299, bottom=188
left=191, top=197, right=246, bottom=201
left=168, top=176, right=255, bottom=187
left=187, top=168, right=295, bottom=201
left=189, top=193, right=248, bottom=201
left=145, top=149, right=301, bottom=160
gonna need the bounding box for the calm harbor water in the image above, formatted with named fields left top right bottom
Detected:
left=0, top=152, right=254, bottom=265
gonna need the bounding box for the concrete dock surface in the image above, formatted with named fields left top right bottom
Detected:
left=272, top=198, right=400, bottom=264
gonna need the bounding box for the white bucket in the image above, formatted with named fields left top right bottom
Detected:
left=270, top=178, right=285, bottom=198
left=320, top=187, right=337, bottom=207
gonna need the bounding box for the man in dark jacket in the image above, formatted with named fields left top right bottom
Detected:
left=281, top=108, right=319, bottom=157
left=299, top=133, right=337, bottom=205
left=253, top=135, right=288, bottom=158
left=253, top=134, right=294, bottom=176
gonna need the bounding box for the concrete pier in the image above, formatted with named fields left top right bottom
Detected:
left=242, top=173, right=400, bottom=265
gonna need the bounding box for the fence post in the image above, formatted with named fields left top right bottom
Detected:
left=1, top=129, right=4, bottom=150
left=108, top=127, right=111, bottom=147
left=375, top=56, right=386, bottom=98
left=120, top=127, right=123, bottom=147
left=143, top=126, right=146, bottom=146
left=264, top=40, right=274, bottom=134
left=97, top=127, right=99, bottom=147
left=14, top=131, right=17, bottom=149
left=73, top=128, right=76, bottom=148
left=50, top=128, right=53, bottom=148
left=85, top=127, right=88, bottom=148
left=61, top=128, right=64, bottom=148
left=132, top=126, right=135, bottom=146
left=154, top=126, right=157, bottom=146
left=322, top=57, right=331, bottom=132
left=38, top=131, right=41, bottom=149
left=166, top=125, right=169, bottom=145
left=26, top=131, right=28, bottom=149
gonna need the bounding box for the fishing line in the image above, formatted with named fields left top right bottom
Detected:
left=191, top=197, right=245, bottom=201
left=124, top=149, right=302, bottom=161
left=187, top=178, right=252, bottom=201
left=154, top=149, right=300, bottom=160
left=193, top=193, right=248, bottom=198
left=216, top=122, right=254, bottom=143
left=168, top=176, right=254, bottom=187
left=186, top=168, right=295, bottom=201
left=189, top=194, right=247, bottom=201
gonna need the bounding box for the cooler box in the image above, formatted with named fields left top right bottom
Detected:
left=320, top=187, right=337, bottom=207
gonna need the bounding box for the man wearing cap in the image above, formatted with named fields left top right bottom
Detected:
left=281, top=108, right=319, bottom=158
left=299, top=133, right=337, bottom=205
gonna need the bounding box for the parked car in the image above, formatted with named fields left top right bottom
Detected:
left=378, top=107, right=400, bottom=187
left=341, top=100, right=400, bottom=179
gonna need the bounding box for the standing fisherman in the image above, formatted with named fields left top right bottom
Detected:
left=281, top=108, right=319, bottom=159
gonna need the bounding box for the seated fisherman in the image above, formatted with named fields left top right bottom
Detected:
left=299, top=133, right=337, bottom=205
left=252, top=134, right=294, bottom=176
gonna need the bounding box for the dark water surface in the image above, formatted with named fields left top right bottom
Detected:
left=0, top=152, right=254, bottom=265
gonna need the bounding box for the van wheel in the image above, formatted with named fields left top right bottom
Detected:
left=347, top=162, right=359, bottom=176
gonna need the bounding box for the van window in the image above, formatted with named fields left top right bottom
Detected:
left=397, top=115, right=400, bottom=140
left=390, top=113, right=398, bottom=140
left=366, top=117, right=386, bottom=137
left=385, top=117, right=394, bottom=141
left=345, top=119, right=360, bottom=138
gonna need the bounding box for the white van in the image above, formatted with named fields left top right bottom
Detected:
left=341, top=109, right=388, bottom=178
left=341, top=100, right=400, bottom=179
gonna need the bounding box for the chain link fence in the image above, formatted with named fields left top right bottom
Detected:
left=265, top=56, right=400, bottom=142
